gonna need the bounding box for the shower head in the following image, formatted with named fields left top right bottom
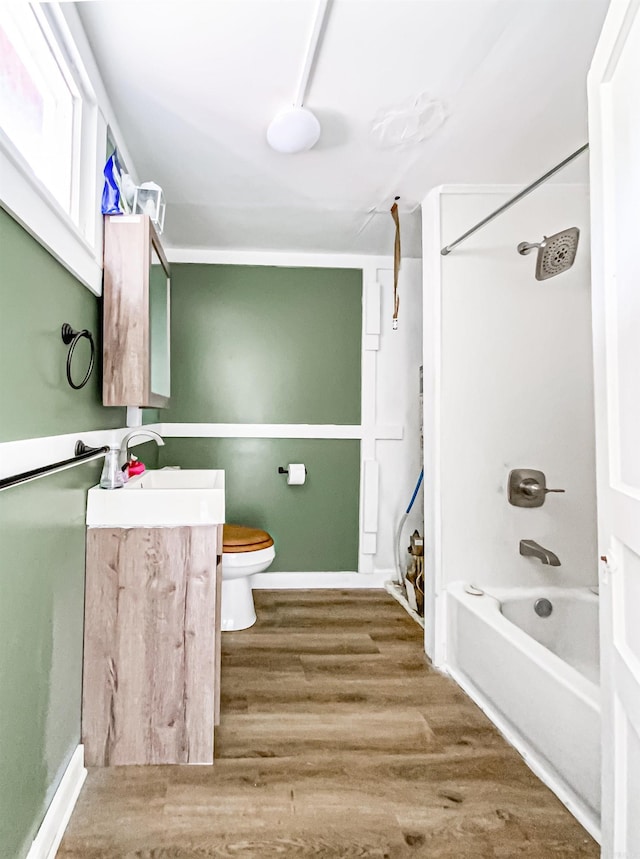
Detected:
left=517, top=227, right=580, bottom=280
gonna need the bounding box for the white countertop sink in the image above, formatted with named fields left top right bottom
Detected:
left=86, top=469, right=225, bottom=527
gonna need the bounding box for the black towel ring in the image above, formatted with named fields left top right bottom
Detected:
left=61, top=323, right=95, bottom=390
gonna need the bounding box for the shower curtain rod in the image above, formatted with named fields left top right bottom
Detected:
left=440, top=143, right=589, bottom=256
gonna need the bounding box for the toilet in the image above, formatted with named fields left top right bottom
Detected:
left=221, top=524, right=275, bottom=631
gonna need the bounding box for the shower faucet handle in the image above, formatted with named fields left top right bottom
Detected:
left=508, top=469, right=565, bottom=508
left=520, top=479, right=565, bottom=497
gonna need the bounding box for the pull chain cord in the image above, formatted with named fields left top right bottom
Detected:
left=391, top=199, right=401, bottom=329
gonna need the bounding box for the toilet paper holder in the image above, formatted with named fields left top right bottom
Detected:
left=278, top=466, right=307, bottom=475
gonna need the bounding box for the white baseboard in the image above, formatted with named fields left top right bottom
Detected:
left=26, top=745, right=87, bottom=859
left=384, top=580, right=425, bottom=628
left=251, top=571, right=389, bottom=589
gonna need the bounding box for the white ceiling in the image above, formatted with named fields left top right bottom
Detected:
left=76, top=0, right=609, bottom=257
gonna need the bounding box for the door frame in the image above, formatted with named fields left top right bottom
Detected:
left=588, top=0, right=640, bottom=853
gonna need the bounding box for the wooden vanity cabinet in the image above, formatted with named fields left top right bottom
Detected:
left=102, top=214, right=170, bottom=407
left=82, top=524, right=223, bottom=766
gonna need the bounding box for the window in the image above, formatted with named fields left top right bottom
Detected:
left=0, top=3, right=114, bottom=293
left=0, top=4, right=78, bottom=214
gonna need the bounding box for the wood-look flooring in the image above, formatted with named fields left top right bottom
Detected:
left=59, top=590, right=599, bottom=858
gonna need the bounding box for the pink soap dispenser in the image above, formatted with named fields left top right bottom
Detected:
left=127, top=455, right=145, bottom=477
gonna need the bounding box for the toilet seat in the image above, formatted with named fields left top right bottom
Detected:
left=223, top=524, right=274, bottom=553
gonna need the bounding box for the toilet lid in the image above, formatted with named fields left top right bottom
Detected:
left=223, top=524, right=274, bottom=553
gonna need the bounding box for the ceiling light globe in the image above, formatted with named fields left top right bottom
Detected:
left=267, top=107, right=321, bottom=154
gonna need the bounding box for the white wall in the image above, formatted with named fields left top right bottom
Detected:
left=422, top=184, right=597, bottom=657
left=365, top=260, right=424, bottom=578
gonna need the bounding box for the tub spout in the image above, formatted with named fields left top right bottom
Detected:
left=519, top=539, right=561, bottom=566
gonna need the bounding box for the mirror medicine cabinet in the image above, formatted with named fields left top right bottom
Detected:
left=102, top=214, right=171, bottom=407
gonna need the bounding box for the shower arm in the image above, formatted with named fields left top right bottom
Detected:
left=517, top=240, right=544, bottom=255
left=440, top=143, right=589, bottom=256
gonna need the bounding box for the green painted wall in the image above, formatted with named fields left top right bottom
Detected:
left=0, top=208, right=125, bottom=858
left=0, top=209, right=124, bottom=441
left=158, top=264, right=363, bottom=573
left=159, top=437, right=360, bottom=571
left=163, top=265, right=362, bottom=424
left=0, top=463, right=102, bottom=858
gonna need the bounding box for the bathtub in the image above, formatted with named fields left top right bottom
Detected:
left=446, top=581, right=601, bottom=841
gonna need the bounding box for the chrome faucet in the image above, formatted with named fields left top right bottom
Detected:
left=519, top=539, right=561, bottom=566
left=118, top=429, right=165, bottom=468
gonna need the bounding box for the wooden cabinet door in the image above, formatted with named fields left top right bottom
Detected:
left=82, top=525, right=218, bottom=765
left=102, top=214, right=170, bottom=408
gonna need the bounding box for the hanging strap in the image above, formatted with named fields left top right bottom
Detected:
left=391, top=201, right=401, bottom=329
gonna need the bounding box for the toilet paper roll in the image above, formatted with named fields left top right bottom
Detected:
left=287, top=464, right=306, bottom=485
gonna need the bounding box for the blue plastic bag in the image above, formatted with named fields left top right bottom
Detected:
left=101, top=151, right=124, bottom=215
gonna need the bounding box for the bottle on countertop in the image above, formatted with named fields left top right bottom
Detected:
left=99, top=447, right=124, bottom=489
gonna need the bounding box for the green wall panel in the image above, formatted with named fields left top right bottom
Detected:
left=134, top=437, right=160, bottom=469
left=0, top=208, right=125, bottom=441
left=0, top=458, right=103, bottom=857
left=159, top=438, right=360, bottom=572
left=0, top=211, right=124, bottom=858
left=163, top=265, right=362, bottom=424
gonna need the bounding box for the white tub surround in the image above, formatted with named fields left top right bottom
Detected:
left=446, top=581, right=600, bottom=842
left=421, top=184, right=597, bottom=661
